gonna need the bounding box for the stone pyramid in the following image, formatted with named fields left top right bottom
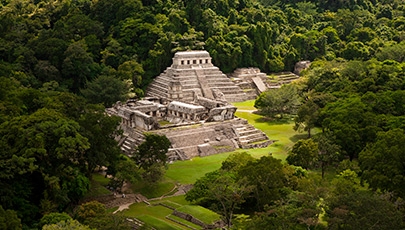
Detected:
left=146, top=50, right=247, bottom=103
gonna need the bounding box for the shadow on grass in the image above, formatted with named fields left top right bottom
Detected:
left=289, top=133, right=309, bottom=142
left=131, top=181, right=176, bottom=199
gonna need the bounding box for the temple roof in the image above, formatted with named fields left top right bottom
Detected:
left=173, top=50, right=210, bottom=58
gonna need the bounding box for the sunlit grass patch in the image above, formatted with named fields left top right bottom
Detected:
left=137, top=215, right=181, bottom=230
left=167, top=214, right=203, bottom=229
left=176, top=205, right=221, bottom=224
left=165, top=153, right=232, bottom=184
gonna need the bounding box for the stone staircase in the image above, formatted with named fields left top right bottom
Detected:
left=194, top=68, right=214, bottom=99
left=267, top=72, right=299, bottom=88
left=119, top=130, right=145, bottom=155
left=232, top=122, right=271, bottom=149
left=146, top=64, right=247, bottom=103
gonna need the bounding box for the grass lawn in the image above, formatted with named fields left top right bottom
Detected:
left=167, top=214, right=202, bottom=229
left=165, top=152, right=234, bottom=184
left=137, top=215, right=183, bottom=230
left=123, top=195, right=219, bottom=230
left=165, top=100, right=305, bottom=184
left=176, top=205, right=220, bottom=224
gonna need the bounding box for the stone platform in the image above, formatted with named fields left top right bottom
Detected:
left=146, top=50, right=247, bottom=103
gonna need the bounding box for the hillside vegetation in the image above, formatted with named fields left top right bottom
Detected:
left=1, top=0, right=405, bottom=229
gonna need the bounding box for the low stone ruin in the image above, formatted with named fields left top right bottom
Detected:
left=230, top=67, right=301, bottom=93
left=294, top=60, right=311, bottom=75
left=107, top=96, right=270, bottom=161
left=229, top=67, right=268, bottom=99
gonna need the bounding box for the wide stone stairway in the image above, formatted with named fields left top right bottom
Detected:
left=232, top=121, right=271, bottom=149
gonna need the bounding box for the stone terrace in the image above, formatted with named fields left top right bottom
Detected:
left=146, top=50, right=247, bottom=103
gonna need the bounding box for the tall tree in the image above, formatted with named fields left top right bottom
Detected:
left=294, top=98, right=319, bottom=138
left=62, top=41, right=100, bottom=93
left=325, top=170, right=404, bottom=229
left=81, top=74, right=128, bottom=107
left=255, top=84, right=301, bottom=118
left=313, top=132, right=341, bottom=178
left=0, top=108, right=91, bottom=223
left=133, top=133, right=171, bottom=170
left=359, top=129, right=405, bottom=198
left=78, top=104, right=122, bottom=177
left=286, top=139, right=318, bottom=170
left=133, top=133, right=171, bottom=183
left=0, top=205, right=22, bottom=230
left=238, top=156, right=289, bottom=210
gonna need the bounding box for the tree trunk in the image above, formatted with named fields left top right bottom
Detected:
left=321, top=161, right=325, bottom=179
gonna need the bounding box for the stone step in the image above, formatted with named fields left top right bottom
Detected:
left=239, top=132, right=267, bottom=141
left=224, top=95, right=247, bottom=102
left=212, top=86, right=243, bottom=91
left=147, top=87, right=167, bottom=97
left=174, top=146, right=199, bottom=158
left=147, top=88, right=169, bottom=99
left=181, top=79, right=199, bottom=84
left=240, top=136, right=268, bottom=145
left=241, top=140, right=271, bottom=149
left=175, top=76, right=198, bottom=81
left=182, top=84, right=201, bottom=89
left=148, top=85, right=169, bottom=96
left=150, top=80, right=170, bottom=89
left=238, top=129, right=260, bottom=136
left=207, top=82, right=240, bottom=87
left=277, top=75, right=299, bottom=80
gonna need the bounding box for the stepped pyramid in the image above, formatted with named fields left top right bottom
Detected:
left=146, top=50, right=247, bottom=103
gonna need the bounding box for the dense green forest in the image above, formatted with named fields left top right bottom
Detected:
left=1, top=0, right=405, bottom=229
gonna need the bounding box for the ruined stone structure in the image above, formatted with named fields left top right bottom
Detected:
left=108, top=96, right=270, bottom=161
left=108, top=51, right=271, bottom=160
left=146, top=50, right=247, bottom=103
left=230, top=68, right=268, bottom=98
left=230, top=67, right=301, bottom=94
left=294, top=60, right=311, bottom=75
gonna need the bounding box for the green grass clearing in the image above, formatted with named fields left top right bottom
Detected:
left=123, top=196, right=217, bottom=230
left=137, top=215, right=184, bottom=230
left=167, top=214, right=203, bottom=229
left=176, top=205, right=220, bottom=224
left=232, top=99, right=257, bottom=110
left=166, top=153, right=233, bottom=184
left=123, top=202, right=174, bottom=220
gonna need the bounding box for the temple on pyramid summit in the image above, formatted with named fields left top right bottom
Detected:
left=107, top=50, right=271, bottom=161
left=146, top=50, right=247, bottom=103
